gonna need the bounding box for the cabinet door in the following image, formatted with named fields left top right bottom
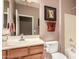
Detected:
left=7, top=47, right=28, bottom=59
left=2, top=50, right=6, bottom=59
left=29, top=45, right=44, bottom=55
left=23, top=54, right=44, bottom=59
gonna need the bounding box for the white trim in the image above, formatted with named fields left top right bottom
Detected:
left=59, top=0, right=62, bottom=33
left=59, top=0, right=62, bottom=51
left=18, top=14, right=33, bottom=18
left=16, top=9, right=19, bottom=35
left=17, top=14, right=34, bottom=35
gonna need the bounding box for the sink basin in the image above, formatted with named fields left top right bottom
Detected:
left=6, top=38, right=42, bottom=45
left=2, top=40, right=30, bottom=50
left=8, top=40, right=30, bottom=45
left=2, top=38, right=43, bottom=47
left=2, top=38, right=44, bottom=50
left=6, top=38, right=36, bottom=44
left=2, top=39, right=29, bottom=46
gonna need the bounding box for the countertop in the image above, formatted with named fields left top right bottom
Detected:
left=2, top=38, right=44, bottom=50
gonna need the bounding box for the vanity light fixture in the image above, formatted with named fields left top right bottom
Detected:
left=27, top=0, right=32, bottom=3
left=21, top=0, right=38, bottom=3
left=21, top=0, right=32, bottom=3
left=22, top=0, right=26, bottom=2
left=27, top=0, right=38, bottom=3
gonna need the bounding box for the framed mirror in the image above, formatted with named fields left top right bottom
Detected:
left=3, top=0, right=40, bottom=36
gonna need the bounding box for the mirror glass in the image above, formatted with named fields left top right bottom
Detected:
left=3, top=0, right=40, bottom=36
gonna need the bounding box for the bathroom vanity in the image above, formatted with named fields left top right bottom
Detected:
left=2, top=38, right=44, bottom=59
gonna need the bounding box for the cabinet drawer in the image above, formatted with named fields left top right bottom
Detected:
left=2, top=50, right=6, bottom=59
left=7, top=47, right=28, bottom=58
left=23, top=54, right=43, bottom=59
left=29, top=45, right=44, bottom=55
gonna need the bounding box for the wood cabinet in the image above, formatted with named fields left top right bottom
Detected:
left=2, top=45, right=44, bottom=59
left=23, top=54, right=43, bottom=59
left=7, top=47, right=28, bottom=59
left=2, top=50, right=6, bottom=59
left=29, top=45, right=43, bottom=55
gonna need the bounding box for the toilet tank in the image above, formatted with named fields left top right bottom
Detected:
left=45, top=41, right=58, bottom=53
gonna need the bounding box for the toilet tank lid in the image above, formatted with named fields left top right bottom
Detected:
left=45, top=41, right=58, bottom=44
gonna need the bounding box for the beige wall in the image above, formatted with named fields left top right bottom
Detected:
left=59, top=0, right=76, bottom=53
left=40, top=0, right=59, bottom=41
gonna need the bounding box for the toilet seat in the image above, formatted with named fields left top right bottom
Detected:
left=52, top=52, right=68, bottom=59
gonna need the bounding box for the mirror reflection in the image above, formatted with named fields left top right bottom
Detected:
left=3, top=0, right=40, bottom=36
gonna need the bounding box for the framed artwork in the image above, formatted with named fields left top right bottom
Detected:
left=44, top=6, right=56, bottom=21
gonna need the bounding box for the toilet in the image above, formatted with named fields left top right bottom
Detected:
left=45, top=41, right=68, bottom=59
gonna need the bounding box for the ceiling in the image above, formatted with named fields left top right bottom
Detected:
left=4, top=0, right=40, bottom=8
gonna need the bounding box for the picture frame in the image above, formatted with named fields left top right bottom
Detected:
left=44, top=6, right=56, bottom=21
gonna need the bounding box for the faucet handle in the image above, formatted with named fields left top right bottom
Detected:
left=20, top=33, right=23, bottom=37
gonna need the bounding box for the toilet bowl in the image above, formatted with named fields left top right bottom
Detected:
left=45, top=41, right=68, bottom=59
left=52, top=52, right=68, bottom=59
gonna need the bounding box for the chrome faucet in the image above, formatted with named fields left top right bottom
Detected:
left=19, top=34, right=25, bottom=41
